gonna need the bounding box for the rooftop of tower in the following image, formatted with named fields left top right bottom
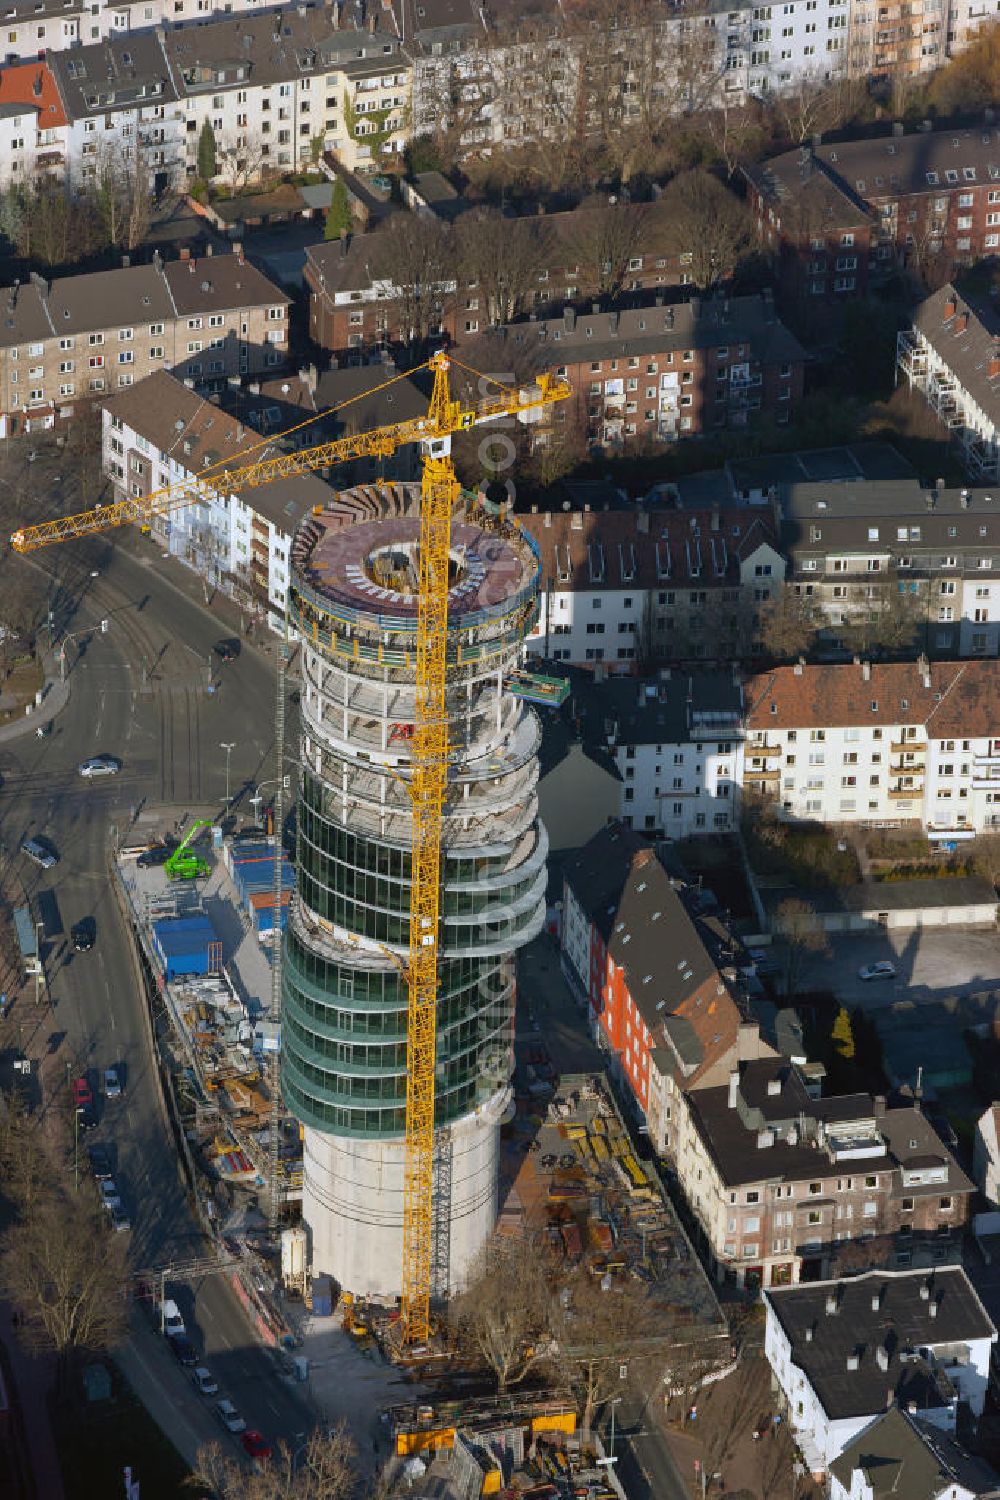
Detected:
left=289, top=483, right=539, bottom=631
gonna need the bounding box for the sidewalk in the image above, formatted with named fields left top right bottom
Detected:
left=0, top=648, right=70, bottom=746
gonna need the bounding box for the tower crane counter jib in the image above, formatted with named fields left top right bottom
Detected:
left=9, top=353, right=570, bottom=1352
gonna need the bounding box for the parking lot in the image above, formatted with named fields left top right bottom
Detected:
left=794, top=926, right=1000, bottom=1010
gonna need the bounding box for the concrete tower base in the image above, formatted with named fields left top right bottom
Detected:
left=302, top=1088, right=509, bottom=1298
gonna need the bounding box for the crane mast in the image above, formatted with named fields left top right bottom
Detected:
left=11, top=352, right=570, bottom=1346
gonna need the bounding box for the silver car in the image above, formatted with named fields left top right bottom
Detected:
left=215, top=1399, right=246, bottom=1434
left=78, top=755, right=121, bottom=779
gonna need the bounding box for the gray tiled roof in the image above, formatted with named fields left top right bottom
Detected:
left=608, top=853, right=719, bottom=1032
left=767, top=1268, right=996, bottom=1422
left=49, top=31, right=177, bottom=118
left=912, top=283, right=1000, bottom=426
left=102, top=369, right=265, bottom=469
left=561, top=820, right=645, bottom=938
left=0, top=253, right=286, bottom=350
left=830, top=1408, right=1000, bottom=1500
left=485, top=292, right=805, bottom=370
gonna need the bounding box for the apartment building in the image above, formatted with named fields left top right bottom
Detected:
left=101, top=369, right=330, bottom=623
left=765, top=1269, right=996, bottom=1473
left=898, top=285, right=1000, bottom=486
left=829, top=1407, right=1000, bottom=1500
left=686, top=1057, right=972, bottom=1290
left=522, top=503, right=784, bottom=668
left=0, top=249, right=288, bottom=433
left=560, top=820, right=645, bottom=1011
left=747, top=125, right=1000, bottom=298
left=44, top=8, right=410, bottom=192
left=743, top=658, right=1000, bottom=837
left=573, top=672, right=746, bottom=838
left=0, top=62, right=69, bottom=186
left=479, top=293, right=805, bottom=452
left=0, top=0, right=317, bottom=66
left=778, top=468, right=1000, bottom=656
left=303, top=198, right=703, bottom=358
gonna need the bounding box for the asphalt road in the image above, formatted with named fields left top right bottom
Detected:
left=0, top=535, right=316, bottom=1465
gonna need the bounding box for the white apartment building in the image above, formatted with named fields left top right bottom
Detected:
left=523, top=506, right=784, bottom=670
left=765, top=1269, right=997, bottom=1474
left=899, top=286, right=1000, bottom=488
left=744, top=657, right=1000, bottom=837
left=101, top=369, right=331, bottom=627
left=45, top=9, right=410, bottom=193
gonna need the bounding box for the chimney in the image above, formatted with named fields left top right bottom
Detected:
left=234, top=241, right=245, bottom=264
left=608, top=311, right=619, bottom=334
left=793, top=657, right=804, bottom=676
left=690, top=296, right=701, bottom=319
left=920, top=1281, right=932, bottom=1301
left=825, top=1293, right=838, bottom=1315
left=591, top=302, right=600, bottom=315
left=846, top=1352, right=860, bottom=1371
left=872, top=1094, right=886, bottom=1115
left=727, top=1070, right=739, bottom=1109
left=876, top=1345, right=889, bottom=1371
left=871, top=1290, right=882, bottom=1311
left=957, top=312, right=969, bottom=333
left=944, top=296, right=957, bottom=320
left=710, top=510, right=720, bottom=532
left=121, top=254, right=130, bottom=269
left=543, top=511, right=551, bottom=528
left=205, top=243, right=213, bottom=257
left=636, top=509, right=650, bottom=534
left=180, top=247, right=191, bottom=261
left=929, top=1299, right=939, bottom=1319
left=563, top=305, right=576, bottom=333
left=989, top=352, right=1000, bottom=380
left=804, top=1326, right=813, bottom=1342
left=862, top=661, right=871, bottom=681
left=766, top=1077, right=781, bottom=1097
left=892, top=120, right=904, bottom=137
left=812, top=131, right=822, bottom=149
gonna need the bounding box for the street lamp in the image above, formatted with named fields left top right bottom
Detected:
left=57, top=621, right=107, bottom=682
left=220, top=742, right=236, bottom=807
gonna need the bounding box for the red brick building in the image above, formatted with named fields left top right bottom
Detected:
left=461, top=293, right=805, bottom=450
left=746, top=124, right=1000, bottom=299
left=304, top=198, right=707, bottom=358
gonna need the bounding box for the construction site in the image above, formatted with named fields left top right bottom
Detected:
left=116, top=819, right=303, bottom=1218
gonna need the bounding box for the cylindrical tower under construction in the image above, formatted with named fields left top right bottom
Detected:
left=281, top=482, right=546, bottom=1297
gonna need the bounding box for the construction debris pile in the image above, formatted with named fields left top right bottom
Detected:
left=504, top=1076, right=722, bottom=1331
left=385, top=1394, right=619, bottom=1500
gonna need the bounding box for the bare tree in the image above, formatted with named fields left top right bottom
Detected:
left=834, top=1234, right=894, bottom=1277
left=190, top=1424, right=359, bottom=1500
left=449, top=1235, right=553, bottom=1394
left=94, top=128, right=152, bottom=252
left=707, top=101, right=768, bottom=180
left=773, top=897, right=829, bottom=999
left=0, top=1191, right=129, bottom=1376
left=455, top=207, right=550, bottom=325
left=554, top=1268, right=654, bottom=1435
left=839, top=572, right=923, bottom=658
left=216, top=132, right=272, bottom=197
left=572, top=198, right=649, bottom=303
left=659, top=170, right=752, bottom=290
left=372, top=215, right=454, bottom=350
left=757, top=584, right=819, bottom=663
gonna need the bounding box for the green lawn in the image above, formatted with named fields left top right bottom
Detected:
left=50, top=1365, right=191, bottom=1500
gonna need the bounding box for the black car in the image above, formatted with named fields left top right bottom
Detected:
left=87, top=1143, right=113, bottom=1180
left=168, top=1333, right=198, bottom=1367
left=71, top=919, right=95, bottom=953
left=214, top=638, right=241, bottom=663
left=76, top=1103, right=97, bottom=1132
left=137, top=843, right=173, bottom=868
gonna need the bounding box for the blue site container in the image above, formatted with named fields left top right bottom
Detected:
left=152, top=914, right=220, bottom=981
left=311, top=1275, right=333, bottom=1317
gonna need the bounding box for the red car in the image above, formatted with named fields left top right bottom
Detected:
left=241, top=1431, right=271, bottom=1463
left=72, top=1076, right=93, bottom=1110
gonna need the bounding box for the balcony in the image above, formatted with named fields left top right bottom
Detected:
left=890, top=759, right=925, bottom=774
left=888, top=785, right=921, bottom=800
left=890, top=741, right=926, bottom=754
left=746, top=744, right=783, bottom=760
left=744, top=767, right=780, bottom=785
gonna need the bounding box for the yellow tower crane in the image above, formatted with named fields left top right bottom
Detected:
left=12, top=351, right=571, bottom=1347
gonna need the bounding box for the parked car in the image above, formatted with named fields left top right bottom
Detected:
left=213, top=638, right=241, bottom=663
left=158, top=1299, right=185, bottom=1338
left=241, top=1431, right=272, bottom=1463
left=71, top=919, right=95, bottom=953
left=87, top=1143, right=113, bottom=1180
left=76, top=1103, right=97, bottom=1132
left=137, top=843, right=173, bottom=868
left=215, top=1399, right=247, bottom=1434
left=72, top=1076, right=93, bottom=1110
left=104, top=1066, right=122, bottom=1099
left=168, top=1334, right=198, bottom=1368
left=192, top=1367, right=218, bottom=1397
left=109, top=1203, right=131, bottom=1233
left=98, top=1179, right=121, bottom=1211
left=20, top=836, right=57, bottom=868
left=859, top=961, right=897, bottom=982
left=78, top=755, right=120, bottom=779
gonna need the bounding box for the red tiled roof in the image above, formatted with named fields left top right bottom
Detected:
left=0, top=63, right=67, bottom=128
left=745, top=660, right=1000, bottom=737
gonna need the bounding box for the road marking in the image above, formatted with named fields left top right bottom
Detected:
left=110, top=1011, right=116, bottom=1032
left=127, top=1109, right=135, bottom=1128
